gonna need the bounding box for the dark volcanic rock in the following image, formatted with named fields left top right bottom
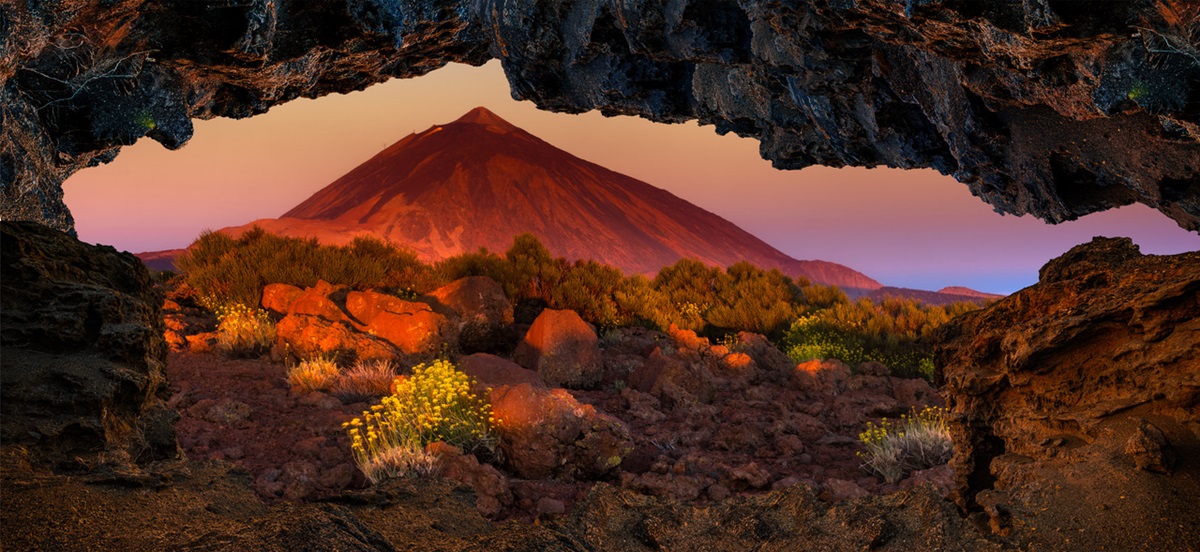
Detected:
left=424, top=276, right=516, bottom=355
left=0, top=221, right=178, bottom=468
left=2, top=1, right=1198, bottom=232
left=2, top=450, right=1000, bottom=551
left=936, top=237, right=1200, bottom=549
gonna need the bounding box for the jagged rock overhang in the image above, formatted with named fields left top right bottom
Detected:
left=2, top=0, right=1197, bottom=233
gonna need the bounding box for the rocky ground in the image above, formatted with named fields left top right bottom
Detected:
left=162, top=282, right=953, bottom=521
left=4, top=222, right=1198, bottom=550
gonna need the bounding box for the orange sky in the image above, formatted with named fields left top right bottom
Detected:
left=63, top=61, right=1199, bottom=294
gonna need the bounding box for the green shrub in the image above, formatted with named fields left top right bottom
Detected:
left=799, top=283, right=849, bottom=310
left=781, top=298, right=978, bottom=378
left=705, top=262, right=800, bottom=337
left=652, top=259, right=802, bottom=338
left=857, top=406, right=953, bottom=483
left=435, top=247, right=510, bottom=286
left=503, top=233, right=564, bottom=303
left=177, top=227, right=430, bottom=309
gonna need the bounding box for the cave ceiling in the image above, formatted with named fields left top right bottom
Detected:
left=1, top=0, right=1197, bottom=233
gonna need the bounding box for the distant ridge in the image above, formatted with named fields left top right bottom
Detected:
left=220, top=107, right=884, bottom=291
left=866, top=286, right=1004, bottom=306
left=135, top=249, right=185, bottom=272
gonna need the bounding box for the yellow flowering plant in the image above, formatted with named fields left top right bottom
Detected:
left=857, top=405, right=953, bottom=484
left=343, top=359, right=500, bottom=483
left=213, top=302, right=275, bottom=357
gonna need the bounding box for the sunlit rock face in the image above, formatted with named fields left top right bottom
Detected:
left=2, top=0, right=1198, bottom=232
left=935, top=237, right=1200, bottom=549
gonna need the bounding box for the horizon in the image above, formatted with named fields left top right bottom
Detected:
left=63, top=61, right=1199, bottom=295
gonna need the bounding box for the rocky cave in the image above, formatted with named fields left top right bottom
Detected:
left=2, top=0, right=1198, bottom=550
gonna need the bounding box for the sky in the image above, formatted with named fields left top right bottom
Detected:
left=63, top=60, right=1199, bottom=295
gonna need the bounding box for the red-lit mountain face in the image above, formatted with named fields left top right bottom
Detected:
left=223, top=107, right=882, bottom=290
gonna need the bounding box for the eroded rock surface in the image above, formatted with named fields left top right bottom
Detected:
left=0, top=221, right=178, bottom=469
left=937, top=237, right=1200, bottom=549
left=490, top=383, right=634, bottom=481
left=3, top=1, right=1198, bottom=233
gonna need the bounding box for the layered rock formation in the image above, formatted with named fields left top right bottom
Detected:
left=0, top=221, right=178, bottom=470
left=936, top=237, right=1200, bottom=549
left=3, top=1, right=1198, bottom=234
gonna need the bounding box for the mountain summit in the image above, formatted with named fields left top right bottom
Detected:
left=225, top=107, right=883, bottom=291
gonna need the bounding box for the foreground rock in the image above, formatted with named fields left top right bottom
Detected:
left=514, top=309, right=604, bottom=388
left=937, top=237, right=1200, bottom=549
left=1, top=451, right=1000, bottom=551
left=490, top=383, right=633, bottom=481
left=5, top=1, right=1198, bottom=235
left=0, top=221, right=178, bottom=470
left=424, top=276, right=515, bottom=355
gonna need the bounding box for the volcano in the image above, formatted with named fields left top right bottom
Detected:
left=221, top=107, right=883, bottom=291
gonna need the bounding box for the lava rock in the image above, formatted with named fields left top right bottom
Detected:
left=489, top=383, right=633, bottom=481
left=6, top=0, right=1198, bottom=248
left=424, top=276, right=515, bottom=355
left=1125, top=420, right=1176, bottom=474
left=513, top=309, right=604, bottom=389
left=0, top=221, right=179, bottom=468
left=937, top=237, right=1200, bottom=549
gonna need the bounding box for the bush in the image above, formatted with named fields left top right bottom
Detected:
left=435, top=247, right=510, bottom=286
left=331, top=358, right=398, bottom=403
left=705, top=262, right=800, bottom=337
left=781, top=298, right=978, bottom=378
left=213, top=303, right=276, bottom=357
left=652, top=259, right=802, bottom=338
left=287, top=356, right=340, bottom=394
left=344, top=360, right=498, bottom=483
left=857, top=406, right=953, bottom=484
left=177, top=227, right=430, bottom=309
left=503, top=233, right=564, bottom=303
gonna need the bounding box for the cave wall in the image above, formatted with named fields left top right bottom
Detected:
left=0, top=221, right=179, bottom=470
left=2, top=0, right=1198, bottom=233
left=935, top=237, right=1200, bottom=547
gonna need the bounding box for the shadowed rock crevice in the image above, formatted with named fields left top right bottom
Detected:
left=2, top=0, right=1198, bottom=233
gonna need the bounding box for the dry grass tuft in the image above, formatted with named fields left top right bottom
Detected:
left=287, top=356, right=340, bottom=394
left=354, top=442, right=441, bottom=484
left=331, top=359, right=398, bottom=403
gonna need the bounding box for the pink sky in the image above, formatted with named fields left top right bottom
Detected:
left=63, top=61, right=1198, bottom=294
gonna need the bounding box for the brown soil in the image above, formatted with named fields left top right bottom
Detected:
left=166, top=345, right=942, bottom=519
left=167, top=351, right=367, bottom=503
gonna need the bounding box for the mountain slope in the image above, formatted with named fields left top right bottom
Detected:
left=222, top=107, right=882, bottom=290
